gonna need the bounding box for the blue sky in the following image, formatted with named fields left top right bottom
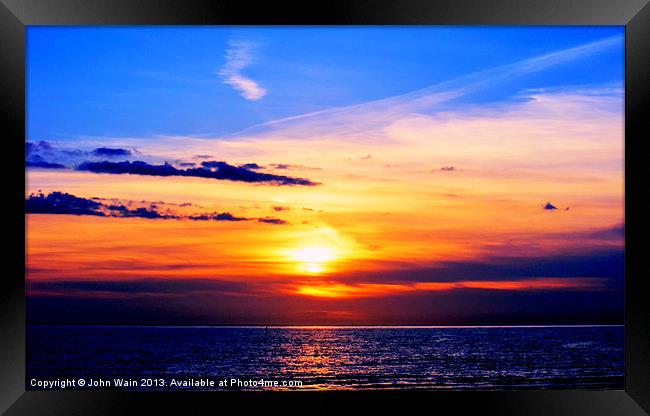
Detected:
left=27, top=26, right=623, bottom=141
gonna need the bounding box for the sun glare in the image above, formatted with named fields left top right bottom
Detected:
left=290, top=246, right=336, bottom=274
left=292, top=247, right=335, bottom=263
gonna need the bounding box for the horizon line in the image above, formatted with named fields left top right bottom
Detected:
left=27, top=324, right=624, bottom=329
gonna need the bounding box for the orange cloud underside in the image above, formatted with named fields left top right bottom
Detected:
left=292, top=278, right=606, bottom=299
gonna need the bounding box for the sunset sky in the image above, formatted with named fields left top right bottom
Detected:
left=25, top=27, right=624, bottom=325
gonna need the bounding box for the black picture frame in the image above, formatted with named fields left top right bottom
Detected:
left=1, top=0, right=648, bottom=414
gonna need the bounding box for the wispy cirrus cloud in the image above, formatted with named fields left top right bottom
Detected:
left=219, top=39, right=267, bottom=101
left=228, top=34, right=622, bottom=138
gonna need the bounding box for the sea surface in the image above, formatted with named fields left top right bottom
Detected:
left=26, top=325, right=623, bottom=390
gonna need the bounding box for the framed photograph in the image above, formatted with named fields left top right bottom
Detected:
left=1, top=0, right=648, bottom=414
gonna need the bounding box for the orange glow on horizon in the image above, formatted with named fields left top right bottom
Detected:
left=293, top=278, right=607, bottom=299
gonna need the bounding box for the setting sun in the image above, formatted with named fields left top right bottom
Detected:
left=292, top=246, right=335, bottom=264
left=290, top=246, right=337, bottom=274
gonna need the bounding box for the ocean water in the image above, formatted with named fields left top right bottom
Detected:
left=26, top=325, right=623, bottom=390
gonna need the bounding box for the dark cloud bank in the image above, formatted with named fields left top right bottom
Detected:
left=76, top=160, right=317, bottom=186
left=91, top=147, right=132, bottom=157
left=26, top=269, right=623, bottom=325
left=26, top=159, right=66, bottom=169
left=26, top=191, right=288, bottom=224
left=27, top=141, right=319, bottom=186
left=25, top=244, right=624, bottom=325
left=27, top=141, right=133, bottom=165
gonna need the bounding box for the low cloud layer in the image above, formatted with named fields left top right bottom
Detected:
left=26, top=191, right=289, bottom=224
left=26, top=191, right=106, bottom=217
left=26, top=192, right=172, bottom=219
